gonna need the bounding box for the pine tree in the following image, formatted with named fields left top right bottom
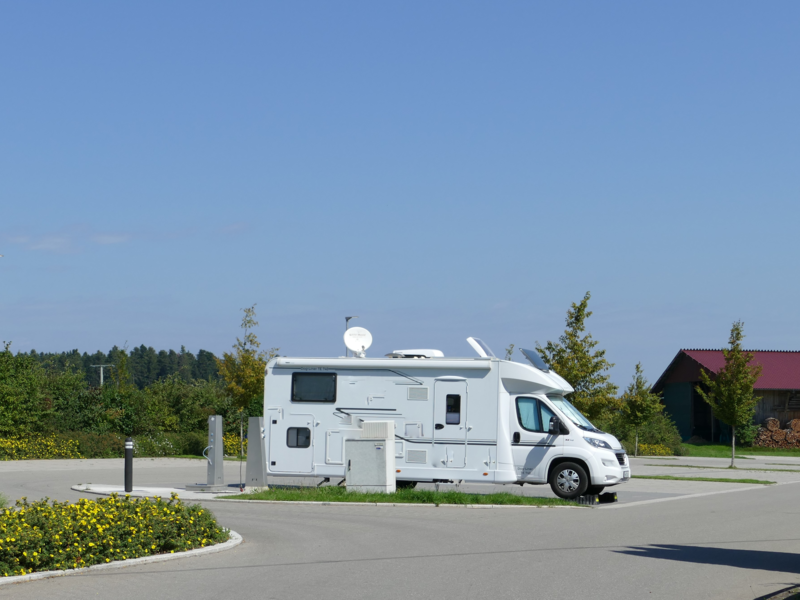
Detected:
left=620, top=363, right=663, bottom=456
left=696, top=321, right=762, bottom=468
left=536, top=292, right=618, bottom=421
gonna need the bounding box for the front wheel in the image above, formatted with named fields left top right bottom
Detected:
left=549, top=462, right=589, bottom=500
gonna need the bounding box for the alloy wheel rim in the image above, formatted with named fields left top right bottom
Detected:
left=557, top=469, right=580, bottom=492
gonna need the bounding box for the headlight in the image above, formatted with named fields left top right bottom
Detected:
left=584, top=437, right=612, bottom=450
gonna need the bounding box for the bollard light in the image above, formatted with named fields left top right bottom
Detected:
left=124, top=437, right=133, bottom=493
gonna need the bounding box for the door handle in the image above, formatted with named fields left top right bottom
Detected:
left=435, top=424, right=445, bottom=430
left=513, top=432, right=520, bottom=443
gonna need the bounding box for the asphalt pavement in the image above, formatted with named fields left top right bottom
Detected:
left=1, top=456, right=799, bottom=600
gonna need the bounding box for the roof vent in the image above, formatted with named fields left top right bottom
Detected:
left=386, top=349, right=444, bottom=359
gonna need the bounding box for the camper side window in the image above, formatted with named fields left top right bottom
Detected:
left=516, top=397, right=543, bottom=432
left=292, top=372, right=337, bottom=403
left=287, top=427, right=311, bottom=448
left=446, top=394, right=461, bottom=424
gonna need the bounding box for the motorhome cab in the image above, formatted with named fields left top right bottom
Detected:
left=262, top=335, right=630, bottom=499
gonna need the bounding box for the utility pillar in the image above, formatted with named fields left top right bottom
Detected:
left=187, top=415, right=227, bottom=491
left=245, top=416, right=268, bottom=489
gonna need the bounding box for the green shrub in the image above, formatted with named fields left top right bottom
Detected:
left=0, top=346, right=49, bottom=436
left=736, top=422, right=759, bottom=447
left=60, top=432, right=125, bottom=458
left=0, top=494, right=228, bottom=576
left=56, top=431, right=208, bottom=458
left=605, top=412, right=684, bottom=456
left=0, top=436, right=83, bottom=460
left=223, top=433, right=246, bottom=457
left=176, top=432, right=207, bottom=456
left=637, top=443, right=673, bottom=456
left=0, top=494, right=8, bottom=509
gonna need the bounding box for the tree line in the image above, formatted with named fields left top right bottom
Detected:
left=26, top=345, right=221, bottom=389
left=0, top=305, right=277, bottom=458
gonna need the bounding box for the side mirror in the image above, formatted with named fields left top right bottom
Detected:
left=548, top=417, right=562, bottom=435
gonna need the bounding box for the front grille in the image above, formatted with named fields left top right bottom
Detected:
left=616, top=452, right=627, bottom=466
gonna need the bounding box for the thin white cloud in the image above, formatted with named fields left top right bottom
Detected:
left=2, top=226, right=136, bottom=254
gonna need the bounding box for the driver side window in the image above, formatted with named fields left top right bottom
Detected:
left=516, top=397, right=542, bottom=432
left=516, top=397, right=557, bottom=433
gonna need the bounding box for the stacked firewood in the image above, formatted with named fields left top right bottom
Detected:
left=753, top=418, right=800, bottom=448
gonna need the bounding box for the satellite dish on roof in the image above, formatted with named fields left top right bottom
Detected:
left=344, top=327, right=372, bottom=358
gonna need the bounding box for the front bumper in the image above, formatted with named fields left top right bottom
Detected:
left=591, top=451, right=630, bottom=486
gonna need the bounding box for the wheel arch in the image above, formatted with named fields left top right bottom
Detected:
left=547, top=456, right=591, bottom=483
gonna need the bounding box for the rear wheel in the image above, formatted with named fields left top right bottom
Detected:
left=396, top=481, right=417, bottom=490
left=586, top=485, right=605, bottom=495
left=549, top=462, right=589, bottom=500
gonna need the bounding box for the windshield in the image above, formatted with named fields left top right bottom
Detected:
left=548, top=396, right=601, bottom=432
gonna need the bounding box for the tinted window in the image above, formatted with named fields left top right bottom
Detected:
left=292, top=372, right=336, bottom=403
left=516, top=397, right=542, bottom=432
left=446, top=394, right=461, bottom=424
left=287, top=427, right=311, bottom=448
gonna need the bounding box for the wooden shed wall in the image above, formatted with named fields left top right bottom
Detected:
left=755, top=390, right=800, bottom=427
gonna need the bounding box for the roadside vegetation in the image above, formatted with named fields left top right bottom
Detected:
left=0, top=494, right=228, bottom=577
left=680, top=443, right=800, bottom=459
left=644, top=463, right=800, bottom=473
left=0, top=306, right=270, bottom=461
left=227, top=486, right=577, bottom=506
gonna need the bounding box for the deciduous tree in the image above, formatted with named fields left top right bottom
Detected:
left=216, top=305, right=279, bottom=457
left=696, top=321, right=762, bottom=468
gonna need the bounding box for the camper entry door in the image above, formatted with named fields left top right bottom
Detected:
left=269, top=413, right=314, bottom=474
left=433, top=379, right=468, bottom=468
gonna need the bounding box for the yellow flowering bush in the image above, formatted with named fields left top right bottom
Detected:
left=0, top=436, right=83, bottom=461
left=223, top=433, right=246, bottom=457
left=637, top=443, right=673, bottom=456
left=0, top=494, right=228, bottom=577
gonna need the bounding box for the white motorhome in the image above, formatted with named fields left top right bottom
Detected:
left=262, top=337, right=630, bottom=499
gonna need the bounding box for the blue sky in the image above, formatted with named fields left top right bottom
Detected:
left=2, top=1, right=798, bottom=387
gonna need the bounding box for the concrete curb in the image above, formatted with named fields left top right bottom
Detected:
left=0, top=530, right=242, bottom=587
left=71, top=483, right=582, bottom=509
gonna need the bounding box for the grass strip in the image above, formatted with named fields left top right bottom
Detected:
left=632, top=475, right=775, bottom=485
left=644, top=464, right=800, bottom=473
left=681, top=444, right=800, bottom=458
left=226, top=486, right=576, bottom=506
left=169, top=455, right=244, bottom=462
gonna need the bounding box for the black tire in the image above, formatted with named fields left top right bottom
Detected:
left=396, top=481, right=417, bottom=490
left=586, top=485, right=605, bottom=495
left=549, top=462, right=589, bottom=500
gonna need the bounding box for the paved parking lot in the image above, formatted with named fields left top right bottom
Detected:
left=2, top=456, right=800, bottom=600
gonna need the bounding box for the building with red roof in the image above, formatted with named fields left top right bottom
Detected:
left=652, top=350, right=800, bottom=442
